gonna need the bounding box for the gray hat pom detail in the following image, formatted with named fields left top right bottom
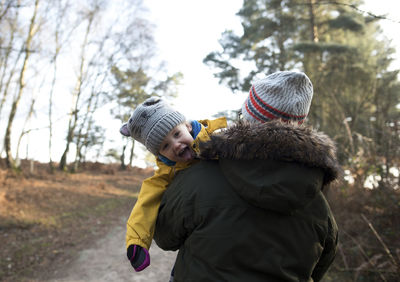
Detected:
left=120, top=123, right=130, bottom=137
left=143, top=97, right=161, bottom=106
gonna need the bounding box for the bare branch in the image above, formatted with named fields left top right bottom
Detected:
left=294, top=1, right=400, bottom=24
left=361, top=214, right=399, bottom=273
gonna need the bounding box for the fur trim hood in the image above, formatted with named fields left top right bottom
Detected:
left=200, top=120, right=342, bottom=185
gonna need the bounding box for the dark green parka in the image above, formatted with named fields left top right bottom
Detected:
left=154, top=120, right=342, bottom=282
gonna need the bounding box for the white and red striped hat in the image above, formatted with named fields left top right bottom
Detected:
left=242, top=71, right=313, bottom=124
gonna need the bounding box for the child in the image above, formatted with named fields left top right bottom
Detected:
left=119, top=97, right=227, bottom=272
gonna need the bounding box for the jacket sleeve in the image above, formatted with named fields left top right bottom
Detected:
left=311, top=216, right=339, bottom=281
left=153, top=175, right=192, bottom=251
left=192, top=117, right=227, bottom=155
left=126, top=161, right=173, bottom=250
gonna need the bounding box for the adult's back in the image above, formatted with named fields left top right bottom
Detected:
left=154, top=120, right=341, bottom=282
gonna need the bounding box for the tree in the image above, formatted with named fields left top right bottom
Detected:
left=57, top=0, right=168, bottom=171
left=58, top=1, right=99, bottom=170
left=0, top=0, right=182, bottom=172
left=0, top=0, right=21, bottom=119
left=4, top=0, right=40, bottom=169
left=204, top=0, right=399, bottom=182
left=47, top=0, right=74, bottom=171
left=204, top=3, right=400, bottom=279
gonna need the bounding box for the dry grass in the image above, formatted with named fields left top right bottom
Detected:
left=324, top=185, right=400, bottom=282
left=0, top=159, right=152, bottom=281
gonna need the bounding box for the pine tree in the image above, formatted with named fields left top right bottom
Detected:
left=204, top=0, right=399, bottom=177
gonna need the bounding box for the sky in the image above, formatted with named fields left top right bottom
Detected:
left=145, top=0, right=247, bottom=121
left=4, top=0, right=399, bottom=166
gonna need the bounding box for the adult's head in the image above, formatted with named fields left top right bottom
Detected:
left=242, top=71, right=313, bottom=124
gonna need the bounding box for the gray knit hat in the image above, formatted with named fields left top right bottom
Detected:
left=120, top=97, right=186, bottom=155
left=242, top=71, right=313, bottom=123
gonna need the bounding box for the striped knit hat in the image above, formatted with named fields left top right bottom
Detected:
left=242, top=71, right=313, bottom=123
left=120, top=97, right=186, bottom=155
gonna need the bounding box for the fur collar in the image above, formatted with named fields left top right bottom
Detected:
left=199, top=120, right=342, bottom=185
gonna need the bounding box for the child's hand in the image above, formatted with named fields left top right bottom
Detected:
left=127, top=244, right=150, bottom=271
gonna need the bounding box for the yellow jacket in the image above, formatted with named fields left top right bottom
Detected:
left=126, top=117, right=227, bottom=250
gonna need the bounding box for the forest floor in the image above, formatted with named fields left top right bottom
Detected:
left=0, top=159, right=399, bottom=281
left=0, top=159, right=177, bottom=281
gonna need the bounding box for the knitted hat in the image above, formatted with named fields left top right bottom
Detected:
left=120, top=97, right=186, bottom=155
left=242, top=71, right=313, bottom=123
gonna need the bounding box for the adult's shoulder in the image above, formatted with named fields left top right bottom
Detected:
left=199, top=120, right=342, bottom=186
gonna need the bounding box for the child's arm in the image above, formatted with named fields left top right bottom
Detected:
left=192, top=117, right=227, bottom=155
left=126, top=161, right=173, bottom=271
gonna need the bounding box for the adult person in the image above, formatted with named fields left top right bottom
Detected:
left=154, top=71, right=342, bottom=282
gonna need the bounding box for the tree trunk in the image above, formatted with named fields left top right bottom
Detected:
left=59, top=12, right=94, bottom=170
left=16, top=97, right=36, bottom=161
left=59, top=123, right=74, bottom=170
left=73, top=71, right=102, bottom=171
left=4, top=0, right=39, bottom=169
left=120, top=144, right=126, bottom=170
left=308, top=0, right=319, bottom=42
left=48, top=48, right=59, bottom=171
left=129, top=140, right=135, bottom=167
left=0, top=1, right=20, bottom=117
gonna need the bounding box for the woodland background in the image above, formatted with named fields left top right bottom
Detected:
left=0, top=0, right=399, bottom=281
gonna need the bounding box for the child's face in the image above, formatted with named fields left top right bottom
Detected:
left=159, top=122, right=195, bottom=162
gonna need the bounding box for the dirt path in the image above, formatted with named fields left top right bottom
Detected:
left=49, top=217, right=177, bottom=282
